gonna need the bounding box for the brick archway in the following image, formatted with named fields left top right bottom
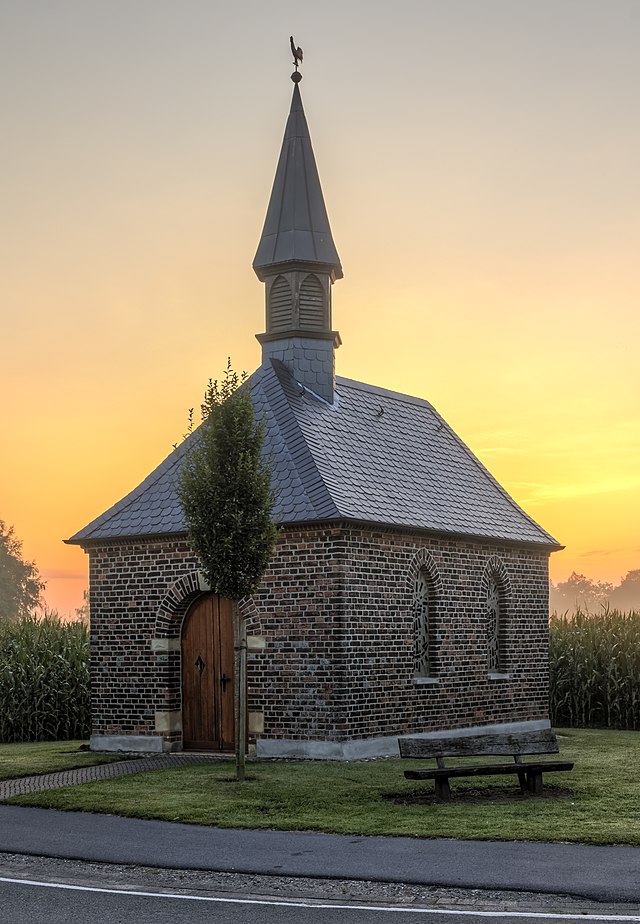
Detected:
left=407, top=548, right=443, bottom=677
left=154, top=571, right=211, bottom=639
left=480, top=555, right=513, bottom=673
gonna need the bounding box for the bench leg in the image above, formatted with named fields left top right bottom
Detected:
left=526, top=770, right=543, bottom=795
left=516, top=770, right=527, bottom=794
left=434, top=778, right=451, bottom=801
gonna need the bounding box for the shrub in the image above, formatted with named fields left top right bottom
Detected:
left=0, top=612, right=90, bottom=742
left=550, top=608, right=640, bottom=730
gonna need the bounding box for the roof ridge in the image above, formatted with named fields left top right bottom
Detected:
left=335, top=375, right=559, bottom=547
left=336, top=375, right=436, bottom=411
left=267, top=360, right=341, bottom=519
left=66, top=441, right=187, bottom=544
left=67, top=364, right=560, bottom=549
left=67, top=367, right=267, bottom=544
left=428, top=405, right=560, bottom=546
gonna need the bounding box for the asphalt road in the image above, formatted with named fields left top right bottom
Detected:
left=1, top=804, right=640, bottom=903
left=3, top=876, right=640, bottom=924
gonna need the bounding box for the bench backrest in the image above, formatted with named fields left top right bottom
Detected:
left=398, top=729, right=559, bottom=760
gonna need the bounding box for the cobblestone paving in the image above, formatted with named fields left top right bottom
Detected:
left=0, top=754, right=227, bottom=800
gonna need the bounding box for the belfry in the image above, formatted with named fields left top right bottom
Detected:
left=254, top=75, right=342, bottom=403
left=69, top=50, right=560, bottom=758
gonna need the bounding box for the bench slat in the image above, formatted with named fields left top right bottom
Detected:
left=404, top=760, right=574, bottom=781
left=398, top=729, right=559, bottom=759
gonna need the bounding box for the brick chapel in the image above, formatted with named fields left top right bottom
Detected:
left=68, top=68, right=561, bottom=758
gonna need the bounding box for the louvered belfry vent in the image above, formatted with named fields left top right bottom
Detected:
left=269, top=275, right=293, bottom=333
left=254, top=79, right=343, bottom=403
left=299, top=274, right=325, bottom=330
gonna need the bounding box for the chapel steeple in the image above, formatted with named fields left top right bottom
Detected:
left=254, top=62, right=342, bottom=404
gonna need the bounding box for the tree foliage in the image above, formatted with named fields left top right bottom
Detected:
left=177, top=361, right=277, bottom=600
left=0, top=520, right=45, bottom=622
left=610, top=570, right=640, bottom=613
left=550, top=569, right=640, bottom=614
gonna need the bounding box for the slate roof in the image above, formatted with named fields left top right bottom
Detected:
left=67, top=361, right=560, bottom=548
left=253, top=82, right=343, bottom=279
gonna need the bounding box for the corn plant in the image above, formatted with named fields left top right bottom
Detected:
left=0, top=612, right=90, bottom=742
left=550, top=608, right=640, bottom=729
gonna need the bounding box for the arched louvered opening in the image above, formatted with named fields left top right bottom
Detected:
left=299, top=274, right=326, bottom=331
left=268, top=275, right=293, bottom=333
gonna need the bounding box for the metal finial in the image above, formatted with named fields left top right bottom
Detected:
left=290, top=35, right=303, bottom=79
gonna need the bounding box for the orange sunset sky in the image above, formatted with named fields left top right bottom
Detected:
left=2, top=1, right=639, bottom=616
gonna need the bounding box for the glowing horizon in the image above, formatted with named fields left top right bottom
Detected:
left=1, top=1, right=638, bottom=615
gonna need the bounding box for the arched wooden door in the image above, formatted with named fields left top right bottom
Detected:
left=181, top=594, right=235, bottom=751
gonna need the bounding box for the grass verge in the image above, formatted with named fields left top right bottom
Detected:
left=0, top=740, right=125, bottom=780
left=5, top=729, right=640, bottom=845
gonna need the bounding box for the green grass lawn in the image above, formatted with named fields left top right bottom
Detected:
left=5, top=729, right=640, bottom=845
left=0, top=740, right=124, bottom=779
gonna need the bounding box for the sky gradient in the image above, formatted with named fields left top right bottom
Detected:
left=1, top=1, right=638, bottom=615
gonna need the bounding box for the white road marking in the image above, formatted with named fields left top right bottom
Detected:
left=0, top=875, right=639, bottom=920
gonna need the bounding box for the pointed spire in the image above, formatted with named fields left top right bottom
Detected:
left=254, top=67, right=342, bottom=405
left=253, top=80, right=343, bottom=281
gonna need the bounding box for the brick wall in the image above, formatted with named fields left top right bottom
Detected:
left=88, top=539, right=200, bottom=743
left=86, top=523, right=550, bottom=750
left=334, top=527, right=550, bottom=740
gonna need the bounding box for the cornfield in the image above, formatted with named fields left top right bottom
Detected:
left=550, top=608, right=640, bottom=729
left=0, top=613, right=90, bottom=742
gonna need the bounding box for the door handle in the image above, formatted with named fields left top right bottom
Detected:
left=221, top=673, right=230, bottom=692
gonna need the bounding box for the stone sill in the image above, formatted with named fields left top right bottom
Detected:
left=414, top=676, right=440, bottom=685
left=488, top=672, right=512, bottom=681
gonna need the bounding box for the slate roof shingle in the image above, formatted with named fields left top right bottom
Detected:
left=68, top=361, right=559, bottom=548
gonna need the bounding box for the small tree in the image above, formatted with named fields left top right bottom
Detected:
left=177, top=361, right=276, bottom=780
left=0, top=520, right=45, bottom=622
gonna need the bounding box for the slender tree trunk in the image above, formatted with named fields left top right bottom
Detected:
left=233, top=600, right=247, bottom=781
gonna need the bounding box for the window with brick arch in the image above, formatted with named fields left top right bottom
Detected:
left=413, top=567, right=436, bottom=678
left=486, top=573, right=505, bottom=672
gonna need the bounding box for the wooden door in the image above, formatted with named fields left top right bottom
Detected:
left=181, top=594, right=235, bottom=751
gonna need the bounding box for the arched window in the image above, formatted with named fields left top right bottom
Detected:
left=412, top=567, right=436, bottom=678
left=483, top=557, right=511, bottom=674
left=486, top=573, right=503, bottom=672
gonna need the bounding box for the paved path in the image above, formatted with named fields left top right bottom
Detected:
left=0, top=754, right=224, bottom=800
left=1, top=803, right=640, bottom=903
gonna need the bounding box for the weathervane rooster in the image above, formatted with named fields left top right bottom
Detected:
left=290, top=35, right=303, bottom=70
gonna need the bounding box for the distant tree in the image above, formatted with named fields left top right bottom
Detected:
left=610, top=570, right=640, bottom=613
left=177, top=360, right=276, bottom=780
left=75, top=589, right=90, bottom=624
left=0, top=520, right=45, bottom=622
left=550, top=571, right=613, bottom=613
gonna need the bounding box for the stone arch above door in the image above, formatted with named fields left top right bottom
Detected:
left=153, top=570, right=259, bottom=641
left=154, top=571, right=212, bottom=640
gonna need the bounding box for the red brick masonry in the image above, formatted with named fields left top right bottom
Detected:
left=87, top=523, right=550, bottom=755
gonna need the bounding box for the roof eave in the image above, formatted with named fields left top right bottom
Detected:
left=253, top=257, right=343, bottom=283
left=275, top=515, right=563, bottom=551
left=65, top=515, right=563, bottom=553
left=64, top=529, right=190, bottom=550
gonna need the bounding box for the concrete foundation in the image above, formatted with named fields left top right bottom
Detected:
left=90, top=735, right=165, bottom=754
left=254, top=719, right=550, bottom=760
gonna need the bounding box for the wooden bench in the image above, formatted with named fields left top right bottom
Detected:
left=398, top=729, right=573, bottom=801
